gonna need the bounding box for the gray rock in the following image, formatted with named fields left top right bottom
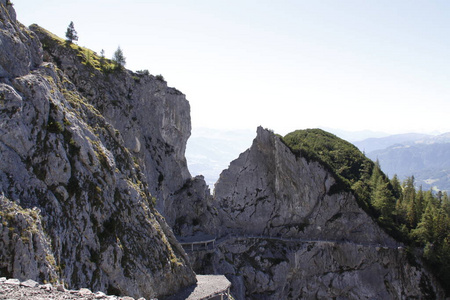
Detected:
left=194, top=127, right=445, bottom=299
left=94, top=291, right=107, bottom=299
left=30, top=23, right=193, bottom=228
left=4, top=278, right=20, bottom=285
left=20, top=279, right=39, bottom=288
left=0, top=0, right=42, bottom=78
left=28, top=23, right=218, bottom=241
left=56, top=284, right=65, bottom=292
left=213, top=128, right=392, bottom=244
left=78, top=287, right=92, bottom=295
left=0, top=3, right=195, bottom=299
left=40, top=283, right=52, bottom=291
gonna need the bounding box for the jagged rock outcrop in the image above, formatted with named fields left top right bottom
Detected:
left=170, top=175, right=217, bottom=237
left=213, top=127, right=396, bottom=245
left=193, top=127, right=444, bottom=299
left=0, top=197, right=58, bottom=284
left=0, top=1, right=196, bottom=298
left=29, top=24, right=194, bottom=228
left=0, top=1, right=42, bottom=78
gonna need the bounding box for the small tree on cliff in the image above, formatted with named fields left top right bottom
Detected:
left=112, top=46, right=126, bottom=70
left=65, top=21, right=78, bottom=43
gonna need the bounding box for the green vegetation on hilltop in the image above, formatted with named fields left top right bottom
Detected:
left=282, top=129, right=379, bottom=206
left=283, top=129, right=372, bottom=187
left=282, top=129, right=450, bottom=295
left=31, top=24, right=117, bottom=73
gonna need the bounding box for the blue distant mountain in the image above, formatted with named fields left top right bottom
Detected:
left=354, top=133, right=450, bottom=191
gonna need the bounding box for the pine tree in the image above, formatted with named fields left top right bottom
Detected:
left=112, top=46, right=126, bottom=69
left=403, top=176, right=416, bottom=205
left=414, top=187, right=425, bottom=226
left=442, top=192, right=450, bottom=216
left=412, top=202, right=435, bottom=244
left=372, top=176, right=395, bottom=223
left=390, top=174, right=402, bottom=199
left=352, top=160, right=372, bottom=203
left=434, top=207, right=450, bottom=242
left=100, top=49, right=106, bottom=68
left=65, top=21, right=78, bottom=43
left=397, top=176, right=416, bottom=223
left=370, top=160, right=383, bottom=187
left=424, top=189, right=437, bottom=208
left=369, top=159, right=383, bottom=203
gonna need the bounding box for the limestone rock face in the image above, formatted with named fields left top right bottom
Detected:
left=30, top=24, right=192, bottom=226
left=205, top=127, right=444, bottom=299
left=170, top=175, right=217, bottom=237
left=193, top=238, right=442, bottom=299
left=214, top=127, right=394, bottom=245
left=0, top=3, right=195, bottom=299
left=0, top=0, right=42, bottom=78
left=0, top=196, right=58, bottom=284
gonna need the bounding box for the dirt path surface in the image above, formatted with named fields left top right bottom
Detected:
left=164, top=275, right=231, bottom=300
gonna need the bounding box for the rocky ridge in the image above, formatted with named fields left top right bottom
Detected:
left=213, top=127, right=395, bottom=244
left=0, top=1, right=195, bottom=298
left=188, top=127, right=445, bottom=299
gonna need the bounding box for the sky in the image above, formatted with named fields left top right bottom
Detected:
left=13, top=0, right=450, bottom=136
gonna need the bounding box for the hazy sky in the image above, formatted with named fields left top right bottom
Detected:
left=13, top=0, right=450, bottom=135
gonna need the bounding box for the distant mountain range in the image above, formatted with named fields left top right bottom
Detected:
left=354, top=133, right=450, bottom=191
left=353, top=133, right=432, bottom=153
left=187, top=128, right=450, bottom=192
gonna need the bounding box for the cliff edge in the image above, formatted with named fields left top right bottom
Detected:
left=0, top=1, right=196, bottom=298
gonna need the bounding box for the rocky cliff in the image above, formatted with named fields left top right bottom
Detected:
left=0, top=1, right=196, bottom=298
left=190, top=127, right=444, bottom=299
left=0, top=1, right=447, bottom=299
left=29, top=25, right=191, bottom=227
left=27, top=22, right=216, bottom=237
left=213, top=127, right=395, bottom=244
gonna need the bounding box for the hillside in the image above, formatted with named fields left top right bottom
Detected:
left=282, top=129, right=450, bottom=295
